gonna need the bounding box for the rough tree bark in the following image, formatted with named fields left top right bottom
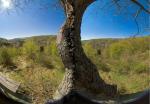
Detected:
left=55, top=0, right=117, bottom=99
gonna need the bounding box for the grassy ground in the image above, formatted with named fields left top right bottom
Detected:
left=0, top=36, right=149, bottom=104
left=1, top=57, right=64, bottom=104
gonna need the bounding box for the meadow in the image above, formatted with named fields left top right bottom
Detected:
left=0, top=35, right=149, bottom=104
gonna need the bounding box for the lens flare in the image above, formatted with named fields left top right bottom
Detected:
left=1, top=0, right=12, bottom=9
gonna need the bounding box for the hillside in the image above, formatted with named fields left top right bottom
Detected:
left=0, top=35, right=149, bottom=104
left=0, top=38, right=10, bottom=47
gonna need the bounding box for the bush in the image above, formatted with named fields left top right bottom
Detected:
left=106, top=37, right=150, bottom=60
left=35, top=53, right=54, bottom=69
left=23, top=40, right=38, bottom=59
left=0, top=48, right=14, bottom=66
left=44, top=42, right=64, bottom=70
left=49, top=42, right=58, bottom=56
left=22, top=40, right=64, bottom=70
left=108, top=40, right=132, bottom=59
left=133, top=62, right=149, bottom=73
left=83, top=42, right=97, bottom=58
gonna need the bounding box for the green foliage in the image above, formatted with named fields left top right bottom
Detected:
left=49, top=42, right=58, bottom=56
left=102, top=37, right=150, bottom=74
left=107, top=40, right=132, bottom=59
left=45, top=42, right=64, bottom=70
left=35, top=52, right=53, bottom=69
left=0, top=47, right=17, bottom=66
left=21, top=38, right=64, bottom=70
left=132, top=62, right=149, bottom=73
left=83, top=43, right=110, bottom=72
left=83, top=42, right=97, bottom=57
left=0, top=35, right=149, bottom=103
left=23, top=39, right=38, bottom=59
left=106, top=37, right=150, bottom=59
left=83, top=36, right=149, bottom=93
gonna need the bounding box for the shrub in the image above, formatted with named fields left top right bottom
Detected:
left=133, top=62, right=149, bottom=73
left=23, top=40, right=38, bottom=59
left=49, top=42, right=58, bottom=56
left=35, top=53, right=54, bottom=69
left=107, top=37, right=150, bottom=60
left=83, top=42, right=97, bottom=58
left=44, top=42, right=64, bottom=70
left=108, top=40, right=132, bottom=59
left=0, top=48, right=14, bottom=66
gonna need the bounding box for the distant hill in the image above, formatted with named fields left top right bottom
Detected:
left=8, top=35, right=120, bottom=48
left=82, top=38, right=119, bottom=49
left=0, top=35, right=56, bottom=47
left=0, top=35, right=149, bottom=49
left=24, top=35, right=56, bottom=46
left=0, top=38, right=10, bottom=47
left=0, top=37, right=7, bottom=41
left=82, top=36, right=150, bottom=50
left=0, top=37, right=8, bottom=43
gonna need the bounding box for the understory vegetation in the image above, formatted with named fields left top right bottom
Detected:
left=0, top=35, right=149, bottom=104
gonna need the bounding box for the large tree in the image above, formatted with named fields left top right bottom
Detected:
left=54, top=0, right=149, bottom=99
left=54, top=0, right=116, bottom=99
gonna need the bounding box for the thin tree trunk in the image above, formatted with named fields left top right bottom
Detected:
left=54, top=0, right=117, bottom=99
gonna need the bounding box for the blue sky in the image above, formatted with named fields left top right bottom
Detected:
left=0, top=0, right=149, bottom=40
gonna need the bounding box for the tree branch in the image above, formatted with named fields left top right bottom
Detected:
left=130, top=0, right=150, bottom=14
left=112, top=0, right=121, bottom=9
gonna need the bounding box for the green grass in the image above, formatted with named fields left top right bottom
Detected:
left=0, top=47, right=19, bottom=67
left=8, top=62, right=64, bottom=104
left=0, top=35, right=149, bottom=103
left=83, top=36, right=150, bottom=94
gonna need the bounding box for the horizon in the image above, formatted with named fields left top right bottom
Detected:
left=0, top=0, right=149, bottom=40
left=0, top=34, right=149, bottom=41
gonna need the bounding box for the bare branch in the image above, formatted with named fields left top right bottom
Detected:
left=112, top=0, right=121, bottom=9
left=130, top=0, right=150, bottom=14
left=134, top=8, right=142, bottom=18
left=133, top=18, right=140, bottom=37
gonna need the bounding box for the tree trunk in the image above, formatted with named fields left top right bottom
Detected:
left=54, top=0, right=117, bottom=99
